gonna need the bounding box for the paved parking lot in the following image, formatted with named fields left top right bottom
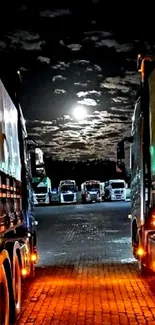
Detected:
left=16, top=203, right=155, bottom=325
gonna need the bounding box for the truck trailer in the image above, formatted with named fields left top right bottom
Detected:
left=117, top=54, right=155, bottom=274
left=0, top=74, right=38, bottom=324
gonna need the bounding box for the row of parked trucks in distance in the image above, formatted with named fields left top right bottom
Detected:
left=32, top=177, right=130, bottom=205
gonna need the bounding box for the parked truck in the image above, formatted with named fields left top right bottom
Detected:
left=117, top=54, right=155, bottom=274
left=33, top=176, right=52, bottom=205
left=104, top=179, right=126, bottom=201
left=0, top=73, right=38, bottom=324
left=81, top=180, right=103, bottom=203
left=58, top=179, right=77, bottom=204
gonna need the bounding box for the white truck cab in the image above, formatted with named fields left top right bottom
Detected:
left=33, top=177, right=52, bottom=205
left=104, top=179, right=126, bottom=201
left=81, top=180, right=102, bottom=203
left=59, top=179, right=77, bottom=204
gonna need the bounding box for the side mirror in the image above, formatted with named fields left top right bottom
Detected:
left=117, top=141, right=125, bottom=160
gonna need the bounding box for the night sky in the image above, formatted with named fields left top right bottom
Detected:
left=0, top=2, right=154, bottom=161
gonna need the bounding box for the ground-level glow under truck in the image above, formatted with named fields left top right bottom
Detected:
left=0, top=72, right=39, bottom=325
left=117, top=54, right=155, bottom=274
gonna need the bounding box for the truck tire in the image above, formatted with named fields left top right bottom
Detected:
left=138, top=256, right=153, bottom=276
left=4, top=242, right=22, bottom=321
left=139, top=261, right=150, bottom=276
left=81, top=195, right=86, bottom=204
left=0, top=264, right=9, bottom=325
left=13, top=253, right=21, bottom=317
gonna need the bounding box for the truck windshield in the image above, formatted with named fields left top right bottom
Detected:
left=111, top=183, right=125, bottom=189
left=35, top=187, right=47, bottom=194
left=86, top=184, right=100, bottom=191
left=61, top=185, right=76, bottom=192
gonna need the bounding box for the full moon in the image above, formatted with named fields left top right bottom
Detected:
left=73, top=105, right=87, bottom=120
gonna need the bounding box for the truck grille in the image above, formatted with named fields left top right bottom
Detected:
left=36, top=195, right=46, bottom=202
left=114, top=190, right=123, bottom=194
left=90, top=194, right=97, bottom=201
left=63, top=194, right=74, bottom=202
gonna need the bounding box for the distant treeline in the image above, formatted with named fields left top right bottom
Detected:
left=45, top=158, right=130, bottom=188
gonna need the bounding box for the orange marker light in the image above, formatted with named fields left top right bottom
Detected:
left=21, top=268, right=28, bottom=276
left=31, top=253, right=38, bottom=262
left=137, top=247, right=145, bottom=257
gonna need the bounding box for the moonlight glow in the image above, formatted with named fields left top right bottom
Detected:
left=73, top=105, right=87, bottom=120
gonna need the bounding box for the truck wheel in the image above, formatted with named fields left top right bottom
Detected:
left=0, top=264, right=9, bottom=325
left=82, top=196, right=86, bottom=204
left=138, top=258, right=152, bottom=276
left=13, top=254, right=21, bottom=317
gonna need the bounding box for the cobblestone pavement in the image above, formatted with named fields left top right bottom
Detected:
left=16, top=203, right=155, bottom=325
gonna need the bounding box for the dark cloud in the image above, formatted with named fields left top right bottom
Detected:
left=66, top=142, right=88, bottom=150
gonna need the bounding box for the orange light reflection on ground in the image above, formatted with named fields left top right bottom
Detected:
left=16, top=263, right=155, bottom=325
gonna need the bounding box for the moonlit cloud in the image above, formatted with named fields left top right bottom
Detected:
left=4, top=30, right=45, bottom=51
left=54, top=89, right=66, bottom=94
left=100, top=75, right=138, bottom=94
left=51, top=62, right=70, bottom=70
left=77, top=98, right=98, bottom=106
left=0, top=41, right=6, bottom=50
left=112, top=97, right=129, bottom=103
left=73, top=60, right=90, bottom=64
left=67, top=44, right=82, bottom=51
left=19, top=66, right=29, bottom=72
left=40, top=9, right=71, bottom=18
left=26, top=109, right=131, bottom=160
left=74, top=82, right=88, bottom=87
left=77, top=90, right=101, bottom=97
left=52, top=75, right=67, bottom=81
left=37, top=56, right=50, bottom=64
left=95, top=39, right=133, bottom=52
left=94, top=64, right=102, bottom=72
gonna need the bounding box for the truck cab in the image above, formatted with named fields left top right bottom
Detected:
left=58, top=179, right=77, bottom=204
left=104, top=179, right=126, bottom=201
left=81, top=180, right=102, bottom=203
left=33, top=177, right=52, bottom=205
